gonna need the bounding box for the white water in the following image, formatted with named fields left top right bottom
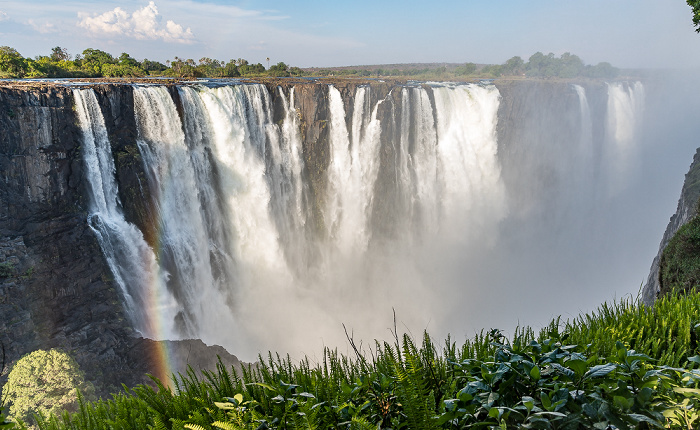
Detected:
left=605, top=81, right=646, bottom=196
left=432, top=83, right=506, bottom=241
left=73, top=88, right=179, bottom=339
left=80, top=81, right=653, bottom=360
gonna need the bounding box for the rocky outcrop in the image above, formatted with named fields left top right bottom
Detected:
left=641, top=148, right=700, bottom=304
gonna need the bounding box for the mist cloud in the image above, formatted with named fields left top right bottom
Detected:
left=77, top=1, right=194, bottom=44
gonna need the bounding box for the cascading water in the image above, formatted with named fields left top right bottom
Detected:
left=605, top=81, right=646, bottom=196
left=78, top=80, right=650, bottom=359
left=73, top=88, right=179, bottom=340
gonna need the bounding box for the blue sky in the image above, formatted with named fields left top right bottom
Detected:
left=1, top=0, right=699, bottom=69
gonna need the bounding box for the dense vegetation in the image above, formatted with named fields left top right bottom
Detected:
left=1, top=291, right=700, bottom=429
left=2, top=350, right=94, bottom=426
left=316, top=53, right=618, bottom=80
left=689, top=0, right=700, bottom=32
left=0, top=46, right=618, bottom=80
left=0, top=46, right=302, bottom=79
left=658, top=151, right=700, bottom=297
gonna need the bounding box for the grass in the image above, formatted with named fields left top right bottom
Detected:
left=2, top=291, right=694, bottom=429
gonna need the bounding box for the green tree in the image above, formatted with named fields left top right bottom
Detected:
left=0, top=47, right=28, bottom=78
left=2, top=349, right=93, bottom=425
left=222, top=60, right=240, bottom=77
left=79, top=48, right=115, bottom=76
left=584, top=61, right=619, bottom=78
left=141, top=59, right=168, bottom=73
left=502, top=56, right=524, bottom=75
left=197, top=57, right=223, bottom=77
left=50, top=47, right=70, bottom=62
left=118, top=53, right=140, bottom=68
left=81, top=48, right=114, bottom=65
left=268, top=61, right=290, bottom=77
left=689, top=0, right=700, bottom=32
left=455, top=62, right=477, bottom=75
left=167, top=57, right=200, bottom=77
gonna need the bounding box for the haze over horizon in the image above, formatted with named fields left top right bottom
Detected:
left=1, top=0, right=699, bottom=70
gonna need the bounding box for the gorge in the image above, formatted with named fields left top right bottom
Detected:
left=1, top=77, right=697, bottom=394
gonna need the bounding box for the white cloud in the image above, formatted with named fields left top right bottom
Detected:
left=78, top=1, right=194, bottom=44
left=27, top=19, right=56, bottom=33
left=0, top=11, right=8, bottom=21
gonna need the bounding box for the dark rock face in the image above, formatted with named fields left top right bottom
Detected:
left=0, top=84, right=242, bottom=398
left=0, top=85, right=140, bottom=395
left=495, top=80, right=608, bottom=218
left=641, top=148, right=700, bottom=304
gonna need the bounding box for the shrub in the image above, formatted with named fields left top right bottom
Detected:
left=660, top=215, right=700, bottom=296
left=3, top=349, right=93, bottom=425
left=0, top=262, right=14, bottom=278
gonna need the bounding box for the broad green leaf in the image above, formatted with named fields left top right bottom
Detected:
left=627, top=413, right=664, bottom=427
left=532, top=411, right=567, bottom=418
left=253, top=382, right=277, bottom=392
left=672, top=387, right=700, bottom=397
left=613, top=395, right=633, bottom=410
left=530, top=365, right=541, bottom=381
left=583, top=363, right=617, bottom=379
left=214, top=401, right=236, bottom=410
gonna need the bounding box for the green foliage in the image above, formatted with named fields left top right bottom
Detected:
left=20, top=293, right=700, bottom=429
left=3, top=349, right=94, bottom=425
left=0, top=46, right=28, bottom=78
left=0, top=262, right=14, bottom=278
left=0, top=44, right=623, bottom=80
left=32, top=293, right=700, bottom=430
left=50, top=47, right=70, bottom=62
left=660, top=214, right=700, bottom=296
left=141, top=59, right=168, bottom=73
left=268, top=62, right=290, bottom=77
left=553, top=292, right=700, bottom=367
left=689, top=0, right=700, bottom=32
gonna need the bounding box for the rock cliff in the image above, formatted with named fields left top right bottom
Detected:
left=0, top=84, right=242, bottom=397
left=641, top=148, right=700, bottom=304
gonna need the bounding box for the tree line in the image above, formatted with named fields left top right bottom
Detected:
left=291, top=52, right=619, bottom=80
left=0, top=46, right=619, bottom=80
left=0, top=46, right=303, bottom=79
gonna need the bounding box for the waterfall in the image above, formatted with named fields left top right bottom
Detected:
left=73, top=88, right=179, bottom=340
left=432, top=83, right=506, bottom=240
left=77, top=80, right=651, bottom=359
left=605, top=81, right=646, bottom=195
left=325, top=85, right=384, bottom=255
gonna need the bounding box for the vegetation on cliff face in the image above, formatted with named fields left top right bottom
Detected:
left=660, top=211, right=700, bottom=296
left=659, top=150, right=700, bottom=298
